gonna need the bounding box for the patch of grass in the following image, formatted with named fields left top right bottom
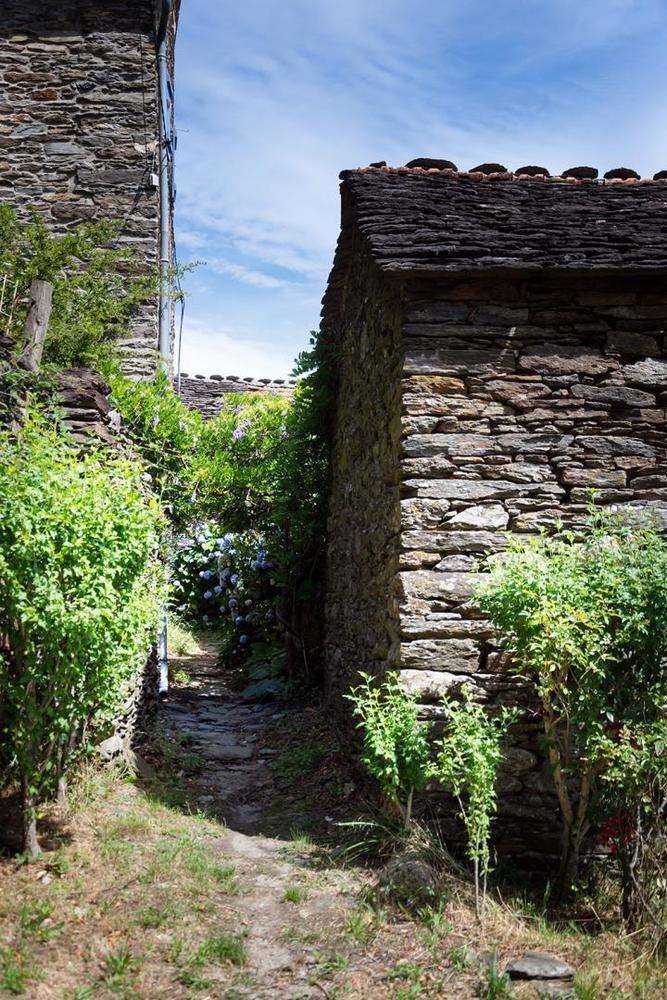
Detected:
left=102, top=813, right=152, bottom=839
left=395, top=986, right=424, bottom=1000
left=476, top=964, right=513, bottom=1000
left=176, top=966, right=212, bottom=990
left=167, top=617, right=201, bottom=657
left=184, top=848, right=239, bottom=892
left=574, top=972, right=600, bottom=1000
left=196, top=933, right=248, bottom=967
left=388, top=962, right=426, bottom=982
left=283, top=926, right=322, bottom=945
left=136, top=903, right=179, bottom=929
left=418, top=902, right=449, bottom=957
left=64, top=988, right=96, bottom=1000
left=17, top=900, right=63, bottom=944
left=153, top=778, right=188, bottom=810
left=272, top=745, right=327, bottom=778
left=99, top=837, right=137, bottom=865
left=283, top=884, right=309, bottom=904
left=102, top=941, right=134, bottom=992
left=0, top=946, right=32, bottom=995
left=180, top=751, right=202, bottom=771
left=449, top=943, right=474, bottom=971
left=290, top=828, right=314, bottom=848
left=344, top=905, right=379, bottom=945
left=315, top=951, right=350, bottom=978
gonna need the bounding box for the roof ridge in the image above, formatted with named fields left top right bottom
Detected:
left=178, top=373, right=296, bottom=385
left=342, top=164, right=667, bottom=186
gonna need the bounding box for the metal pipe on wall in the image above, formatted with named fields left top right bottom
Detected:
left=157, top=0, right=173, bottom=365
left=156, top=0, right=174, bottom=696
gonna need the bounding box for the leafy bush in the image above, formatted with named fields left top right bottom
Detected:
left=170, top=521, right=277, bottom=655
left=597, top=722, right=667, bottom=941
left=111, top=337, right=329, bottom=682
left=430, top=692, right=517, bottom=918
left=346, top=672, right=432, bottom=829
left=0, top=205, right=155, bottom=369
left=108, top=369, right=202, bottom=523
left=478, top=506, right=667, bottom=916
left=0, top=414, right=163, bottom=854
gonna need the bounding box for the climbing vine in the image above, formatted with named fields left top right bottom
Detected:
left=0, top=205, right=155, bottom=369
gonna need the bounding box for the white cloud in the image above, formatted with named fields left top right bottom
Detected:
left=206, top=258, right=295, bottom=289
left=177, top=316, right=298, bottom=379
left=174, top=0, right=667, bottom=370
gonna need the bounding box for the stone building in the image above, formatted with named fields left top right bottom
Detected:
left=0, top=1, right=180, bottom=376
left=177, top=373, right=296, bottom=419
left=322, top=161, right=667, bottom=860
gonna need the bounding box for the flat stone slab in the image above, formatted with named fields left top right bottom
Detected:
left=534, top=982, right=576, bottom=998
left=206, top=745, right=255, bottom=761
left=505, top=952, right=575, bottom=981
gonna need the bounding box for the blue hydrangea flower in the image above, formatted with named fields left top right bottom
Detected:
left=228, top=598, right=238, bottom=608
left=219, top=604, right=227, bottom=613
left=239, top=635, right=250, bottom=646
left=202, top=614, right=209, bottom=622
left=203, top=590, right=213, bottom=600
left=213, top=584, right=222, bottom=594
left=230, top=574, right=239, bottom=585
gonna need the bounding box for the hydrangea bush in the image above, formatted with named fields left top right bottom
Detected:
left=113, top=334, right=330, bottom=687
left=170, top=521, right=278, bottom=660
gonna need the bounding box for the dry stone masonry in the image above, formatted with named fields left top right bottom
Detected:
left=177, top=374, right=296, bottom=418
left=322, top=162, right=667, bottom=863
left=0, top=1, right=180, bottom=376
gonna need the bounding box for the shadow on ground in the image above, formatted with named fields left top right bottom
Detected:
left=143, top=633, right=360, bottom=843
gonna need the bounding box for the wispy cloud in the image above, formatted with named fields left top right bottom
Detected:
left=175, top=0, right=667, bottom=376
left=206, top=258, right=295, bottom=289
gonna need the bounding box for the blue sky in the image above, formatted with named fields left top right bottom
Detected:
left=174, top=0, right=667, bottom=378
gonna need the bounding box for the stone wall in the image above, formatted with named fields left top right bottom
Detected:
left=177, top=374, right=296, bottom=419
left=0, top=1, right=179, bottom=377
left=323, top=240, right=405, bottom=701
left=396, top=271, right=667, bottom=862
left=322, top=165, right=667, bottom=865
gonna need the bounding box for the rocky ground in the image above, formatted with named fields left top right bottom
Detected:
left=0, top=636, right=663, bottom=998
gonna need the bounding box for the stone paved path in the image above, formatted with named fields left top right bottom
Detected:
left=160, top=636, right=363, bottom=999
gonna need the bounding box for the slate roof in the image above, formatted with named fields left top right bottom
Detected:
left=335, top=164, right=667, bottom=275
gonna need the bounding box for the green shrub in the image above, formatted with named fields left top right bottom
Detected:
left=478, top=506, right=667, bottom=916
left=430, top=692, right=517, bottom=918
left=346, top=671, right=431, bottom=829
left=0, top=205, right=155, bottom=369
left=108, top=369, right=202, bottom=523
left=0, top=413, right=163, bottom=855
left=111, top=336, right=329, bottom=683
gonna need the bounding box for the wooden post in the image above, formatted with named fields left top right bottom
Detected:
left=18, top=279, right=53, bottom=372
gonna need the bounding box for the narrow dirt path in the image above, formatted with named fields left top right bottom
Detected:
left=0, top=637, right=632, bottom=997
left=159, top=636, right=363, bottom=998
